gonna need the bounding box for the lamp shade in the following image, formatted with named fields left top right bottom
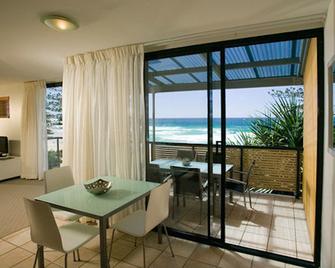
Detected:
left=42, top=15, right=78, bottom=31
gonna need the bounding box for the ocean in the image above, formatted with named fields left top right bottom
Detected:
left=149, top=118, right=254, bottom=144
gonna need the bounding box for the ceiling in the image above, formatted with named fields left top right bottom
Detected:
left=0, top=0, right=330, bottom=85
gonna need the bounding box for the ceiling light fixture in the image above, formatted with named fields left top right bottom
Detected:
left=41, top=15, right=78, bottom=31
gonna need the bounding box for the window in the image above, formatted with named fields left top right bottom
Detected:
left=46, top=84, right=63, bottom=168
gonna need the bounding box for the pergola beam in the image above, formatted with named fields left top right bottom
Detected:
left=148, top=57, right=301, bottom=79
left=148, top=76, right=303, bottom=93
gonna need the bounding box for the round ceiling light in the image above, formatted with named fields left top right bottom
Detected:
left=41, top=15, right=78, bottom=31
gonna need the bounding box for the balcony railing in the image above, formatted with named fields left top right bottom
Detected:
left=47, top=136, right=63, bottom=169
left=149, top=141, right=303, bottom=198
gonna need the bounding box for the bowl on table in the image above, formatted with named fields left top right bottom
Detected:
left=182, top=158, right=191, bottom=166
left=84, top=178, right=112, bottom=195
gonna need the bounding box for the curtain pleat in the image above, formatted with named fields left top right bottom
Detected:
left=21, top=81, right=48, bottom=180
left=62, top=45, right=145, bottom=220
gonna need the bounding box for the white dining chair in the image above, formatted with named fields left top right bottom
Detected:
left=44, top=166, right=80, bottom=221
left=24, top=198, right=99, bottom=268
left=108, top=179, right=174, bottom=267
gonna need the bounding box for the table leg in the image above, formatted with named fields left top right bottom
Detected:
left=37, top=245, right=44, bottom=268
left=229, top=191, right=233, bottom=203
left=157, top=224, right=163, bottom=244
left=99, top=218, right=109, bottom=268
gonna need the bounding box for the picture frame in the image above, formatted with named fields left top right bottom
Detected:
left=0, top=96, right=10, bottom=118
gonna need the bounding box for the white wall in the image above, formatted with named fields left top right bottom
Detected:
left=0, top=83, right=24, bottom=140
left=322, top=0, right=335, bottom=267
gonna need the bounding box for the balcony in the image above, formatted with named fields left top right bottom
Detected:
left=149, top=142, right=312, bottom=261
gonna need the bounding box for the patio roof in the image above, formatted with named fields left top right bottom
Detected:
left=148, top=39, right=310, bottom=92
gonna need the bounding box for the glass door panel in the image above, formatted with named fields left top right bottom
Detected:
left=146, top=53, right=209, bottom=236
left=224, top=39, right=313, bottom=261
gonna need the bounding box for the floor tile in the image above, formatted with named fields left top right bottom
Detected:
left=3, top=228, right=31, bottom=246
left=80, top=253, right=119, bottom=267
left=53, top=247, right=97, bottom=267
left=0, top=247, right=32, bottom=267
left=184, top=259, right=216, bottom=268
left=12, top=255, right=50, bottom=268
left=109, top=239, right=136, bottom=260
left=149, top=251, right=187, bottom=268
left=217, top=250, right=252, bottom=268
left=114, top=262, right=138, bottom=268
left=163, top=237, right=197, bottom=258
left=267, top=237, right=296, bottom=257
left=44, top=248, right=65, bottom=262
left=142, top=232, right=169, bottom=251
left=252, top=256, right=285, bottom=268
left=123, top=245, right=161, bottom=267
left=190, top=244, right=223, bottom=266
left=0, top=239, right=16, bottom=256
left=240, top=232, right=268, bottom=251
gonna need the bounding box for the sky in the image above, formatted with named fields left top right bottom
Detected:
left=149, top=86, right=290, bottom=118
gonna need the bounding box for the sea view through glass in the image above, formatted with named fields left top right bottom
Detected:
left=149, top=117, right=254, bottom=144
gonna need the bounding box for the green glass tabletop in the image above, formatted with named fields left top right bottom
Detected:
left=36, top=176, right=159, bottom=218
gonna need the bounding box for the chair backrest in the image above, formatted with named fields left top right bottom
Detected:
left=170, top=166, right=202, bottom=196
left=176, top=150, right=196, bottom=161
left=45, top=166, right=74, bottom=193
left=146, top=164, right=163, bottom=183
left=205, top=152, right=222, bottom=164
left=23, top=198, right=63, bottom=251
left=145, top=179, right=172, bottom=233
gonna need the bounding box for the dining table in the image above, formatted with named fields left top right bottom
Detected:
left=35, top=176, right=159, bottom=268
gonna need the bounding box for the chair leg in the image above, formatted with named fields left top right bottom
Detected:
left=33, top=247, right=39, bottom=268
left=199, top=194, right=202, bottom=225
left=108, top=229, right=116, bottom=262
left=76, top=249, right=81, bottom=261
left=163, top=224, right=174, bottom=257
left=142, top=237, right=146, bottom=268
left=172, top=195, right=175, bottom=219
left=248, top=190, right=252, bottom=208
left=72, top=251, right=76, bottom=262
left=64, top=253, right=68, bottom=268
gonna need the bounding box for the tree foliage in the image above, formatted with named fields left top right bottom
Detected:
left=228, top=87, right=304, bottom=148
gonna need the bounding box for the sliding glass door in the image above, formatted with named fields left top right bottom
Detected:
left=144, top=28, right=323, bottom=267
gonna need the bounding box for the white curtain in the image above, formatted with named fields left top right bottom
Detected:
left=21, top=81, right=48, bottom=180
left=62, top=44, right=145, bottom=184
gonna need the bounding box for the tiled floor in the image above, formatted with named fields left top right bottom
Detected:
left=0, top=224, right=301, bottom=268
left=166, top=191, right=313, bottom=261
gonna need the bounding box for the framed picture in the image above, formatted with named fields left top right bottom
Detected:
left=328, top=56, right=335, bottom=152
left=0, top=96, right=10, bottom=118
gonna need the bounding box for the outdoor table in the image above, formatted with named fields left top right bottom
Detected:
left=151, top=159, right=234, bottom=213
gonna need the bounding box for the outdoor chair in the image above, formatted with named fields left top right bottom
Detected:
left=170, top=166, right=207, bottom=224
left=176, top=149, right=196, bottom=161
left=108, top=179, right=174, bottom=268
left=44, top=166, right=80, bottom=221
left=146, top=163, right=166, bottom=183
left=205, top=151, right=223, bottom=163
left=226, top=160, right=256, bottom=208
left=24, top=198, right=99, bottom=268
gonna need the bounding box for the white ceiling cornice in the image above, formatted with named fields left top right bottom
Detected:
left=145, top=13, right=326, bottom=52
